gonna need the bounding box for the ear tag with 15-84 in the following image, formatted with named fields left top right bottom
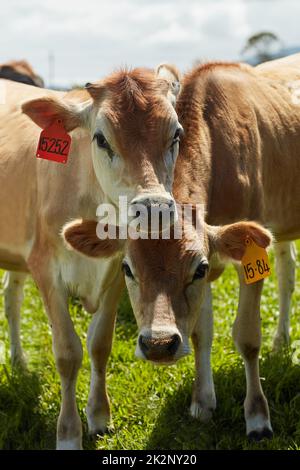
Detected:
left=242, top=237, right=271, bottom=285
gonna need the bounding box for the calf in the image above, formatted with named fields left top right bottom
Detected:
left=65, top=54, right=300, bottom=440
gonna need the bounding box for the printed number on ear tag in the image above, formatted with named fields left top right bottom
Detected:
left=242, top=238, right=271, bottom=285
left=36, top=120, right=71, bottom=164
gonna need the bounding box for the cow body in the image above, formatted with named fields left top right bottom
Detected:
left=0, top=80, right=124, bottom=450
left=175, top=57, right=300, bottom=235
left=174, top=55, right=300, bottom=350
left=0, top=81, right=110, bottom=311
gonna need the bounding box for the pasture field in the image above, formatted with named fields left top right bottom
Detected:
left=0, top=245, right=300, bottom=451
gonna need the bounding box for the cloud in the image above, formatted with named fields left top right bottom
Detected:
left=0, top=0, right=299, bottom=86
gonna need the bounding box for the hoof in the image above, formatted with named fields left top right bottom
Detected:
left=11, top=354, right=27, bottom=370
left=87, top=411, right=114, bottom=437
left=272, top=333, right=289, bottom=352
left=56, top=438, right=83, bottom=450
left=248, top=427, right=273, bottom=442
left=86, top=405, right=112, bottom=437
left=190, top=402, right=214, bottom=422
left=88, top=424, right=114, bottom=440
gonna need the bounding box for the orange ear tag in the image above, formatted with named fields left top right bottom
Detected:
left=36, top=120, right=71, bottom=164
left=242, top=237, right=271, bottom=285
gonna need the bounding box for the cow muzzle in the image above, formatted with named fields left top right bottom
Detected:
left=136, top=330, right=183, bottom=364
left=129, top=193, right=177, bottom=232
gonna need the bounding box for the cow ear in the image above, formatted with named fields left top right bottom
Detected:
left=156, top=64, right=181, bottom=106
left=62, top=219, right=123, bottom=258
left=84, top=81, right=105, bottom=101
left=22, top=96, right=88, bottom=131
left=208, top=221, right=272, bottom=261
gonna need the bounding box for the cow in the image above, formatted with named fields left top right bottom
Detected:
left=254, top=56, right=300, bottom=350
left=0, top=60, right=44, bottom=87
left=0, top=64, right=181, bottom=449
left=64, top=54, right=300, bottom=441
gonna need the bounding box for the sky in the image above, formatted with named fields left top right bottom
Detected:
left=1, top=0, right=300, bottom=87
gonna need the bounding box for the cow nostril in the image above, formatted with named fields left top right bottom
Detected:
left=167, top=334, right=181, bottom=355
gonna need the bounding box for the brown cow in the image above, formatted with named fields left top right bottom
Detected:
left=65, top=54, right=300, bottom=440
left=0, top=60, right=44, bottom=87
left=0, top=64, right=181, bottom=449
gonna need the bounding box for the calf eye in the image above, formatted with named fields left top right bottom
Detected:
left=193, top=262, right=208, bottom=281
left=122, top=261, right=134, bottom=280
left=93, top=132, right=111, bottom=151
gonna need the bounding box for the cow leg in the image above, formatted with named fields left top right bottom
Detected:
left=190, top=283, right=216, bottom=422
left=273, top=241, right=296, bottom=351
left=86, top=260, right=124, bottom=436
left=45, top=286, right=83, bottom=449
left=3, top=271, right=27, bottom=367
left=233, top=266, right=272, bottom=440
left=30, top=260, right=83, bottom=450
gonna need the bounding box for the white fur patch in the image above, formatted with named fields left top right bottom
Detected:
left=58, top=248, right=122, bottom=312
left=56, top=439, right=82, bottom=450
left=86, top=412, right=111, bottom=435
left=246, top=414, right=272, bottom=435
left=286, top=80, right=300, bottom=105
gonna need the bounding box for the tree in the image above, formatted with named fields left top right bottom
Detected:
left=242, top=31, right=282, bottom=64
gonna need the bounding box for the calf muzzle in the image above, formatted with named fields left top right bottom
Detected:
left=138, top=333, right=181, bottom=362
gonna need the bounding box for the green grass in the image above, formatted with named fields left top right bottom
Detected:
left=1, top=245, right=300, bottom=450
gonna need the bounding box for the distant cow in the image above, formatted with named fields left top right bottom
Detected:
left=0, top=60, right=44, bottom=87
left=65, top=54, right=300, bottom=441
left=0, top=64, right=181, bottom=449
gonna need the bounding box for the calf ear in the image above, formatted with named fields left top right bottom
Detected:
left=22, top=96, right=86, bottom=131
left=209, top=221, right=272, bottom=261
left=156, top=64, right=181, bottom=106
left=62, top=219, right=122, bottom=258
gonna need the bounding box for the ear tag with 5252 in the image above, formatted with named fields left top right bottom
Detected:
left=242, top=237, right=271, bottom=285
left=36, top=120, right=71, bottom=164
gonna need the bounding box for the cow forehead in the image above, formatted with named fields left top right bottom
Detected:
left=101, top=95, right=176, bottom=131
left=99, top=67, right=171, bottom=113
left=90, top=67, right=179, bottom=144
left=94, top=103, right=178, bottom=161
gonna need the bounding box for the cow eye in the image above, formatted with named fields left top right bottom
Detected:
left=122, top=261, right=134, bottom=279
left=171, top=127, right=182, bottom=147
left=93, top=132, right=111, bottom=151
left=193, top=262, right=208, bottom=281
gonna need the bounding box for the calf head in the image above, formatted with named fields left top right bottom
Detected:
left=22, top=65, right=181, bottom=226
left=63, top=216, right=271, bottom=365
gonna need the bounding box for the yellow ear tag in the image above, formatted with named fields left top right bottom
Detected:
left=242, top=237, right=271, bottom=285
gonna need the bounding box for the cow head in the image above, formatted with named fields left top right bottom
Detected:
left=22, top=65, right=181, bottom=226
left=62, top=216, right=271, bottom=365
left=0, top=60, right=44, bottom=87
